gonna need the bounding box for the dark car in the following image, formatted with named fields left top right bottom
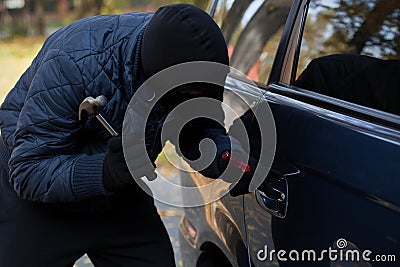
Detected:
left=178, top=0, right=400, bottom=266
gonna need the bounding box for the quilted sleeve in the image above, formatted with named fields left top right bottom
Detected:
left=9, top=49, right=109, bottom=203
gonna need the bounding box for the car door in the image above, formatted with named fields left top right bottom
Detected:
left=176, top=1, right=294, bottom=266
left=244, top=0, right=400, bottom=266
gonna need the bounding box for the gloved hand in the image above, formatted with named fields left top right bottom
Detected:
left=178, top=123, right=260, bottom=196
left=215, top=138, right=260, bottom=197
left=103, top=137, right=157, bottom=191
left=179, top=127, right=230, bottom=178
left=228, top=155, right=258, bottom=197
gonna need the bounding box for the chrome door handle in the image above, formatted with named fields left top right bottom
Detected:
left=256, top=177, right=288, bottom=218
left=255, top=163, right=299, bottom=218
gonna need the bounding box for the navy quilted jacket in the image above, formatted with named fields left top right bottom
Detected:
left=0, top=12, right=153, bottom=203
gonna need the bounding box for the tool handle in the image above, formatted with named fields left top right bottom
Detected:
left=96, top=114, right=118, bottom=136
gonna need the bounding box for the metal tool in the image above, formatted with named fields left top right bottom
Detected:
left=221, top=151, right=251, bottom=173
left=78, top=95, right=118, bottom=136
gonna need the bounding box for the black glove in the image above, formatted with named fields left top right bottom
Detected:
left=103, top=137, right=157, bottom=191
left=228, top=155, right=258, bottom=197
left=179, top=126, right=230, bottom=178
left=178, top=122, right=260, bottom=196
left=214, top=138, right=260, bottom=197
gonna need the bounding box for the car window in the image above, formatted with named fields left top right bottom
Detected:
left=213, top=0, right=294, bottom=84
left=295, top=0, right=400, bottom=116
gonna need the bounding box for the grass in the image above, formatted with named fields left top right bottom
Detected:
left=0, top=36, right=46, bottom=102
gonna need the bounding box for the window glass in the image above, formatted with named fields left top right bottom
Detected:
left=214, top=0, right=294, bottom=84
left=296, top=0, right=400, bottom=115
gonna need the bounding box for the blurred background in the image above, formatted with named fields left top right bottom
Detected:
left=0, top=0, right=209, bottom=38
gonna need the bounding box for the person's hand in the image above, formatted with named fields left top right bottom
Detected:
left=178, top=128, right=230, bottom=178
left=178, top=126, right=261, bottom=196
left=214, top=138, right=260, bottom=197
left=103, top=137, right=157, bottom=191
left=227, top=155, right=258, bottom=197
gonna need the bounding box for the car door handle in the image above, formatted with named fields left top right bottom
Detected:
left=255, top=163, right=299, bottom=218
left=256, top=177, right=289, bottom=218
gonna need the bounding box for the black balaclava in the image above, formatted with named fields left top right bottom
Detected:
left=141, top=4, right=229, bottom=110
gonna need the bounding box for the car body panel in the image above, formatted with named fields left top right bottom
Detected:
left=179, top=0, right=400, bottom=266
left=245, top=90, right=400, bottom=266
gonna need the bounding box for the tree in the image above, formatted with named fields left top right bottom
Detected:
left=35, top=0, right=45, bottom=35
left=220, top=0, right=252, bottom=44
left=318, top=0, right=400, bottom=58
left=75, top=0, right=103, bottom=19
left=348, top=0, right=400, bottom=54
left=57, top=0, right=69, bottom=18
left=230, top=0, right=292, bottom=74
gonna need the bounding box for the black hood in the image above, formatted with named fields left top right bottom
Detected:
left=141, top=4, right=229, bottom=109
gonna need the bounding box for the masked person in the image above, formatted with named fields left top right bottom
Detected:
left=0, top=4, right=258, bottom=267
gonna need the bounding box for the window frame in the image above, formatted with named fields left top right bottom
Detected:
left=264, top=0, right=400, bottom=132
left=209, top=0, right=400, bottom=132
